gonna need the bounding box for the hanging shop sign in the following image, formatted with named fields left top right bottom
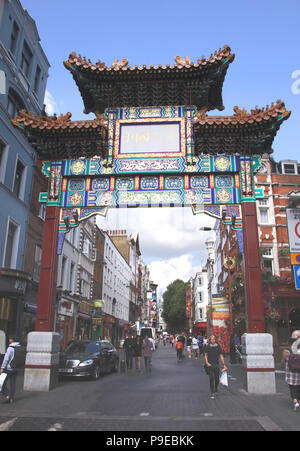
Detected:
left=58, top=299, right=74, bottom=317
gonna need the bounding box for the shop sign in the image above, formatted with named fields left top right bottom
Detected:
left=58, top=299, right=74, bottom=317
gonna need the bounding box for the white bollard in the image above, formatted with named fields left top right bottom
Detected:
left=242, top=333, right=276, bottom=394
left=24, top=332, right=60, bottom=392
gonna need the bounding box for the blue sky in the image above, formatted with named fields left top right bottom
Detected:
left=22, top=0, right=300, bottom=162
left=21, top=0, right=300, bottom=294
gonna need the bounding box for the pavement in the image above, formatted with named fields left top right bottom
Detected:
left=0, top=345, right=298, bottom=432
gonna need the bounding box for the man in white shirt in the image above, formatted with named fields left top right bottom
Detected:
left=192, top=336, right=200, bottom=359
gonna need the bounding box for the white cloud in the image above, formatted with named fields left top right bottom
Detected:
left=44, top=89, right=58, bottom=116
left=148, top=254, right=203, bottom=299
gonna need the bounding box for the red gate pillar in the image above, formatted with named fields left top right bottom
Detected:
left=242, top=201, right=265, bottom=333
left=36, top=205, right=60, bottom=332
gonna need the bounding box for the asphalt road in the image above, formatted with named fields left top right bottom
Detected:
left=0, top=345, right=298, bottom=432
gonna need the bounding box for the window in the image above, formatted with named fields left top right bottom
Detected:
left=0, top=140, right=5, bottom=177
left=282, top=163, right=297, bottom=175
left=60, top=256, right=67, bottom=288
left=199, top=308, right=203, bottom=320
left=69, top=263, right=75, bottom=292
left=9, top=21, right=19, bottom=56
left=13, top=159, right=25, bottom=198
left=38, top=204, right=46, bottom=221
left=33, top=245, right=42, bottom=282
left=259, top=207, right=269, bottom=224
left=7, top=89, right=25, bottom=119
left=4, top=221, right=19, bottom=268
left=199, top=292, right=203, bottom=302
left=198, top=277, right=203, bottom=286
left=263, top=258, right=274, bottom=274
left=20, top=41, right=32, bottom=78
left=82, top=235, right=92, bottom=259
left=33, top=65, right=41, bottom=94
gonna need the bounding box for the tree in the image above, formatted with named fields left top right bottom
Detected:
left=162, top=279, right=186, bottom=333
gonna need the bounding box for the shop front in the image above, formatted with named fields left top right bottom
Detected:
left=193, top=321, right=207, bottom=337
left=0, top=269, right=30, bottom=343
left=76, top=300, right=93, bottom=340
left=264, top=281, right=300, bottom=361
left=91, top=314, right=104, bottom=341
left=56, top=298, right=75, bottom=350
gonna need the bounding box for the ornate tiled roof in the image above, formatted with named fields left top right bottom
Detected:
left=63, top=45, right=235, bottom=113
left=193, top=100, right=291, bottom=154
left=12, top=110, right=107, bottom=160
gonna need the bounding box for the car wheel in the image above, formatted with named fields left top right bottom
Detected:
left=91, top=363, right=101, bottom=380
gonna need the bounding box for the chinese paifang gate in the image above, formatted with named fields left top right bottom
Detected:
left=12, top=45, right=290, bottom=335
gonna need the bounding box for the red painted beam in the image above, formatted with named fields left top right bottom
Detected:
left=36, top=206, right=60, bottom=332
left=242, top=201, right=265, bottom=333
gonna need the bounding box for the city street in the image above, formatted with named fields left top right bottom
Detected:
left=0, top=345, right=298, bottom=432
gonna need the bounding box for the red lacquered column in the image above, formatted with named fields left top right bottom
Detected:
left=242, top=201, right=265, bottom=333
left=36, top=205, right=60, bottom=332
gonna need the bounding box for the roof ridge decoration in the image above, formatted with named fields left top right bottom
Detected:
left=193, top=100, right=291, bottom=125
left=12, top=109, right=108, bottom=130
left=63, top=44, right=234, bottom=73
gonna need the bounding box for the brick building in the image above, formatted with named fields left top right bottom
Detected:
left=255, top=157, right=300, bottom=353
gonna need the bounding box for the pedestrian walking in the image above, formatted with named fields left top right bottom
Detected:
left=186, top=336, right=192, bottom=358
left=197, top=335, right=204, bottom=356
left=281, top=330, right=300, bottom=411
left=0, top=336, right=21, bottom=404
left=175, top=339, right=184, bottom=361
left=204, top=335, right=227, bottom=400
left=123, top=335, right=135, bottom=372
left=142, top=336, right=154, bottom=373
left=192, top=336, right=200, bottom=359
left=133, top=336, right=143, bottom=372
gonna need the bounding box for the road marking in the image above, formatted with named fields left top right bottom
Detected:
left=0, top=418, right=18, bottom=431
left=48, top=422, right=64, bottom=431
left=256, top=416, right=282, bottom=432
left=140, top=412, right=150, bottom=417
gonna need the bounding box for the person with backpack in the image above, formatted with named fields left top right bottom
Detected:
left=0, top=336, right=22, bottom=404
left=175, top=339, right=184, bottom=361
left=281, top=330, right=300, bottom=411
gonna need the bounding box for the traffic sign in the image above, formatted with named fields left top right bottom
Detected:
left=287, top=209, right=300, bottom=253
left=293, top=265, right=300, bottom=290
left=290, top=253, right=300, bottom=265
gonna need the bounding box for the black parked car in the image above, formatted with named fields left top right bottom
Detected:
left=59, top=340, right=119, bottom=380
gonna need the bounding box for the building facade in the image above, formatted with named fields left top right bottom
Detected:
left=192, top=269, right=209, bottom=336
left=0, top=0, right=49, bottom=340
left=255, top=156, right=300, bottom=355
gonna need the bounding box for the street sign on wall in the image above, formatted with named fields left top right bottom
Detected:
left=293, top=265, right=300, bottom=290
left=287, top=208, right=300, bottom=253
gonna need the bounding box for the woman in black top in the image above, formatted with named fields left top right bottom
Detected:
left=204, top=335, right=227, bottom=400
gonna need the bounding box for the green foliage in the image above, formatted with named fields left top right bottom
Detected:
left=162, top=279, right=186, bottom=333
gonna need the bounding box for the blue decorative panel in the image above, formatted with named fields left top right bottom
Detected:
left=92, top=178, right=109, bottom=190
left=140, top=177, right=159, bottom=190
left=190, top=176, right=209, bottom=188
left=165, top=176, right=184, bottom=189
left=116, top=178, right=134, bottom=191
